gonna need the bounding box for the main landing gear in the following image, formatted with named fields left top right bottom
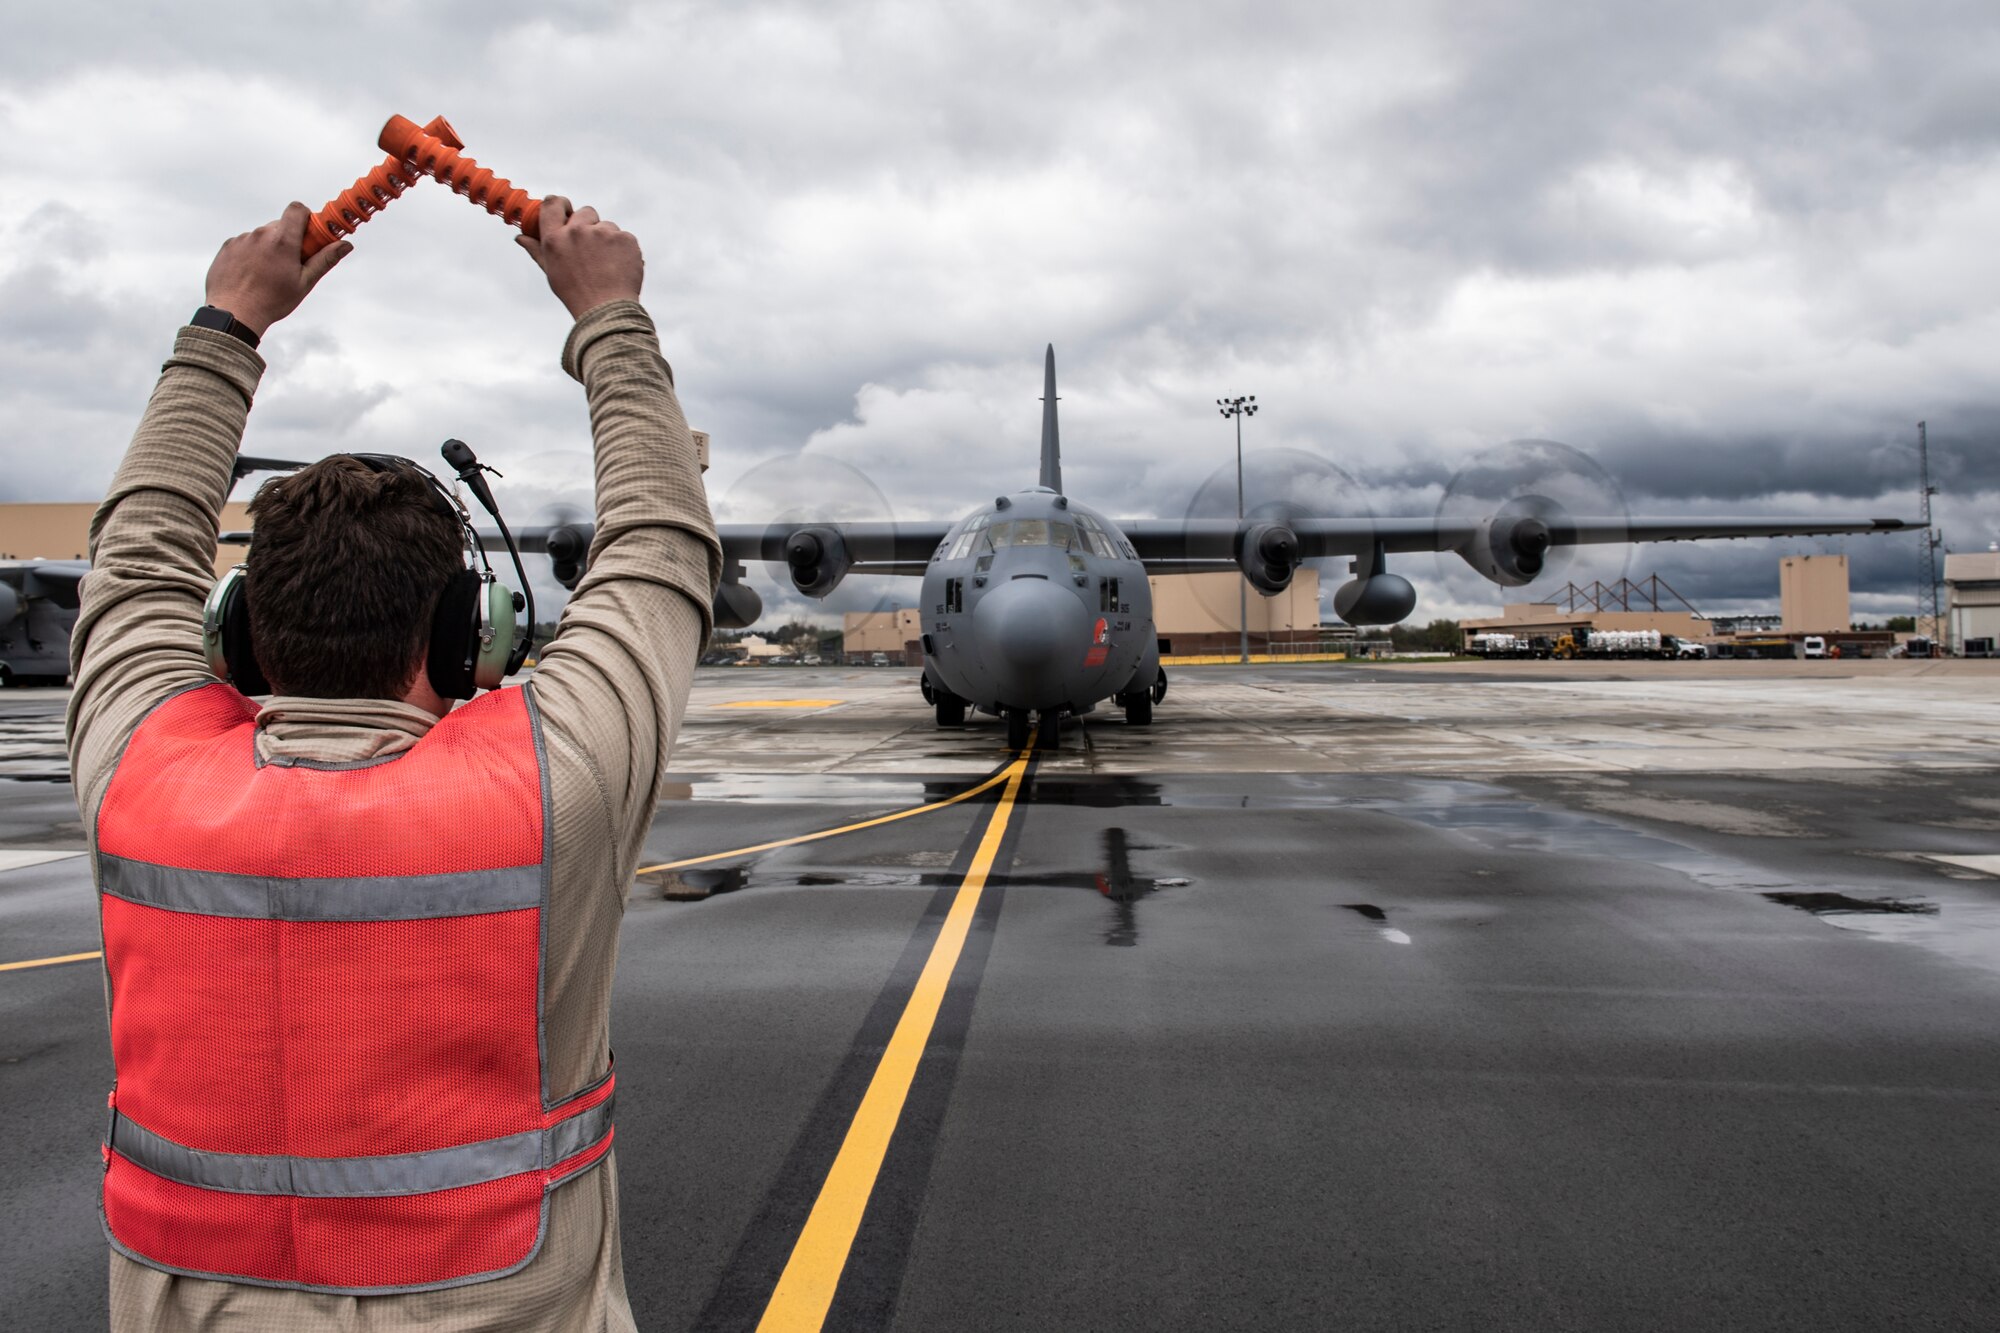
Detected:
left=924, top=673, right=968, bottom=727
left=1117, top=667, right=1167, bottom=726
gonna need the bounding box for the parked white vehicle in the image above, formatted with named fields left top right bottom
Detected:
left=1585, top=629, right=1663, bottom=656
left=1803, top=636, right=1827, bottom=659
left=1676, top=641, right=1709, bottom=659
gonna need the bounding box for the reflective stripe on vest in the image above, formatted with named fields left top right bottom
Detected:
left=93, top=682, right=613, bottom=1295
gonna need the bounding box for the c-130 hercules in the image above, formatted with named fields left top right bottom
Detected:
left=500, top=347, right=1914, bottom=749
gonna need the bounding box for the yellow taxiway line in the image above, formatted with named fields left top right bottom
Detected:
left=755, top=751, right=1030, bottom=1331
left=636, top=766, right=1015, bottom=874
left=0, top=950, right=101, bottom=973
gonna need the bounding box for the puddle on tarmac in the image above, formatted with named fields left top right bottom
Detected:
left=1350, top=779, right=1792, bottom=894
left=1354, top=778, right=1998, bottom=976
left=1026, top=778, right=1166, bottom=808
left=654, top=863, right=957, bottom=900
left=656, top=774, right=965, bottom=805
left=1764, top=891, right=1938, bottom=917
left=652, top=867, right=751, bottom=900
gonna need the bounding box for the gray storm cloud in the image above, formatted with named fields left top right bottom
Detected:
left=2, top=1, right=1995, bottom=621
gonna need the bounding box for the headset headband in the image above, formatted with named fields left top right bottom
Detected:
left=335, top=447, right=537, bottom=676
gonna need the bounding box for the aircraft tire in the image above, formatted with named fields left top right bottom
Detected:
left=1124, top=693, right=1153, bottom=726
left=1005, top=709, right=1031, bottom=750
left=936, top=695, right=966, bottom=727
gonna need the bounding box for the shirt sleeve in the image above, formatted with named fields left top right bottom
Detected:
left=65, top=327, right=265, bottom=817
left=527, top=299, right=723, bottom=886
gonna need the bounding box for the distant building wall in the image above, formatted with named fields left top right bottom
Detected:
left=1, top=501, right=254, bottom=579
left=1944, top=551, right=2000, bottom=651
left=1779, top=555, right=1850, bottom=634
left=842, top=608, right=923, bottom=654
left=1147, top=569, right=1320, bottom=635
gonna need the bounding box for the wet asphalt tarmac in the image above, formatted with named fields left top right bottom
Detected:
left=4, top=666, right=2000, bottom=1330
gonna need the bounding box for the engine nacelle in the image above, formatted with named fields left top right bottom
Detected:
left=1458, top=500, right=1554, bottom=587
left=785, top=526, right=852, bottom=599
left=713, top=581, right=763, bottom=630
left=0, top=583, right=19, bottom=624
left=1237, top=522, right=1300, bottom=595
left=1333, top=573, right=1417, bottom=626
left=545, top=523, right=591, bottom=591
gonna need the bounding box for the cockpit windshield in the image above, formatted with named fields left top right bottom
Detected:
left=989, top=519, right=1075, bottom=549
left=944, top=512, right=1101, bottom=559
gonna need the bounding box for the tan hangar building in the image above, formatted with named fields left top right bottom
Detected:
left=1779, top=555, right=1850, bottom=634
left=3, top=502, right=256, bottom=578
left=1944, top=550, right=2000, bottom=653
left=843, top=568, right=1325, bottom=664
left=1, top=433, right=713, bottom=576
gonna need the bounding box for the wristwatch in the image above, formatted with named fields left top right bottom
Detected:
left=190, top=305, right=261, bottom=350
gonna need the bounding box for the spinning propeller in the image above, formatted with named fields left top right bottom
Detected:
left=1433, top=438, right=1632, bottom=592
left=1179, top=448, right=1374, bottom=630
left=712, top=451, right=904, bottom=629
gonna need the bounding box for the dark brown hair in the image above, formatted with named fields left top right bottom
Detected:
left=244, top=457, right=464, bottom=698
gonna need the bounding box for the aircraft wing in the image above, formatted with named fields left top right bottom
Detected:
left=491, top=521, right=949, bottom=568
left=1117, top=515, right=1916, bottom=568
left=481, top=520, right=953, bottom=591
left=716, top=521, right=952, bottom=576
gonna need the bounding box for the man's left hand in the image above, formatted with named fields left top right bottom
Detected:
left=203, top=203, right=351, bottom=338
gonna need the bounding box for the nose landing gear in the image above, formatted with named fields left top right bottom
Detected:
left=1003, top=709, right=1064, bottom=751
left=1005, top=709, right=1032, bottom=750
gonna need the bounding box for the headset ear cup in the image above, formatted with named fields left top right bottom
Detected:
left=474, top=581, right=519, bottom=691
left=203, top=568, right=270, bottom=696
left=427, top=571, right=483, bottom=701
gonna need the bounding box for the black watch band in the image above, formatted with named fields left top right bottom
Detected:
left=190, top=305, right=261, bottom=350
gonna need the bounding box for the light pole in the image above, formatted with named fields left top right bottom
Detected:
left=1217, top=394, right=1258, bottom=664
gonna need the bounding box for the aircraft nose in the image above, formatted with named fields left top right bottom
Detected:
left=973, top=576, right=1088, bottom=704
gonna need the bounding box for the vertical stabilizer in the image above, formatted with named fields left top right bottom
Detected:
left=1039, top=344, right=1062, bottom=493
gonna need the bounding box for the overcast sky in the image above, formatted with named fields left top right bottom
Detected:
left=4, top=1, right=1996, bottom=623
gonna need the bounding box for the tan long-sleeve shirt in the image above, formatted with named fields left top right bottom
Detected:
left=67, top=300, right=721, bottom=1332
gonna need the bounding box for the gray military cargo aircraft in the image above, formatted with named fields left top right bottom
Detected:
left=508, top=347, right=1916, bottom=749
left=1, top=457, right=306, bottom=688
left=0, top=559, right=87, bottom=685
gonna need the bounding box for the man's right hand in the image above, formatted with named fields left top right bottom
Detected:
left=517, top=196, right=644, bottom=319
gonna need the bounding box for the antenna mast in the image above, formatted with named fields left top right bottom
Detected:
left=1917, top=420, right=1942, bottom=641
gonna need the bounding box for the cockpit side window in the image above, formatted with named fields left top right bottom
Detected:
left=1075, top=514, right=1118, bottom=559
left=947, top=511, right=994, bottom=560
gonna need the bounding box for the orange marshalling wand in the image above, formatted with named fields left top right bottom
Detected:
left=300, top=115, right=542, bottom=258
left=301, top=116, right=461, bottom=259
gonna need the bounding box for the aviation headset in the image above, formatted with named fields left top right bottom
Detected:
left=201, top=442, right=537, bottom=700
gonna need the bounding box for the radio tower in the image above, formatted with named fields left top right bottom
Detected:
left=1917, top=420, right=1943, bottom=642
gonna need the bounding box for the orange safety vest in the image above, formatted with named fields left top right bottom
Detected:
left=93, top=682, right=613, bottom=1294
